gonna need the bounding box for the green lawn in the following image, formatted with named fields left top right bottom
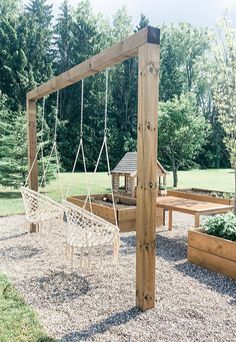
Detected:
left=0, top=169, right=234, bottom=216
left=0, top=274, right=54, bottom=342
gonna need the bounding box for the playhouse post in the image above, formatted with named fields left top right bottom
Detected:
left=136, top=43, right=160, bottom=310
left=26, top=99, right=38, bottom=233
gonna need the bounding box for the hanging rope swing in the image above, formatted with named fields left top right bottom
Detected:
left=21, top=70, right=119, bottom=270
left=63, top=70, right=120, bottom=269
left=21, top=91, right=64, bottom=233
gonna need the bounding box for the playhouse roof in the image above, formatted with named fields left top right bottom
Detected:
left=111, top=152, right=167, bottom=176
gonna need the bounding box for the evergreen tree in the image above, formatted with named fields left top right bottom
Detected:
left=0, top=93, right=57, bottom=188
left=135, top=13, right=149, bottom=31
left=54, top=0, right=107, bottom=170
left=0, top=0, right=20, bottom=18
left=160, top=23, right=210, bottom=101
left=23, top=0, right=53, bottom=86
left=0, top=17, right=31, bottom=109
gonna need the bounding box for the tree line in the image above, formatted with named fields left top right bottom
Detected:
left=0, top=0, right=234, bottom=188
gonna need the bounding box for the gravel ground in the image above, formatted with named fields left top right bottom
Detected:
left=0, top=213, right=235, bottom=342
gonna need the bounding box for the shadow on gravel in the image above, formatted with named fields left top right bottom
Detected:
left=0, top=246, right=42, bottom=260
left=61, top=307, right=141, bottom=341
left=0, top=232, right=27, bottom=242
left=25, top=271, right=90, bottom=305
left=156, top=234, right=187, bottom=261
left=175, top=261, right=236, bottom=305
left=120, top=235, right=136, bottom=248
left=119, top=233, right=188, bottom=262
left=119, top=235, right=136, bottom=255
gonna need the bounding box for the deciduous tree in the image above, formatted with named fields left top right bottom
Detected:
left=212, top=13, right=236, bottom=213
left=158, top=93, right=210, bottom=187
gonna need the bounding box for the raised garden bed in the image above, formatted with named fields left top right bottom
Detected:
left=67, top=193, right=164, bottom=233
left=188, top=227, right=236, bottom=280
left=168, top=188, right=234, bottom=206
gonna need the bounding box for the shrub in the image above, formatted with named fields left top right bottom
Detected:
left=203, top=213, right=236, bottom=241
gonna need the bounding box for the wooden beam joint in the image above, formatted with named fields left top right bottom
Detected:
left=138, top=182, right=158, bottom=190
left=139, top=241, right=156, bottom=250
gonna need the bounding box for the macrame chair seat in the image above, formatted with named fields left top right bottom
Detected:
left=21, top=186, right=64, bottom=232
left=63, top=200, right=120, bottom=268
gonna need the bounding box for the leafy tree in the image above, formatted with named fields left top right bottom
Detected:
left=0, top=93, right=57, bottom=188
left=212, top=13, right=236, bottom=213
left=112, top=6, right=132, bottom=43
left=160, top=23, right=210, bottom=101
left=193, top=56, right=229, bottom=168
left=158, top=93, right=210, bottom=187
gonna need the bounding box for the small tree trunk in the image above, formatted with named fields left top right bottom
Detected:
left=234, top=168, right=236, bottom=215
left=172, top=163, right=178, bottom=188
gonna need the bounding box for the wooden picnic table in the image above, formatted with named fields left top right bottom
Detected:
left=156, top=196, right=233, bottom=230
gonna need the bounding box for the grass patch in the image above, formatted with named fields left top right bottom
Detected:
left=0, top=169, right=234, bottom=216
left=0, top=274, right=54, bottom=342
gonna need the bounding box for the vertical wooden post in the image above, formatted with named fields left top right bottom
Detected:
left=168, top=209, right=173, bottom=231
left=195, top=213, right=200, bottom=228
left=26, top=99, right=38, bottom=233
left=136, top=43, right=160, bottom=310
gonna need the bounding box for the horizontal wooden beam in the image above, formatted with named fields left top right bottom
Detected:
left=27, top=26, right=160, bottom=100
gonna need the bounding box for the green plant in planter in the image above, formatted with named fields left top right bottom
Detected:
left=203, top=213, right=236, bottom=241
left=159, top=184, right=167, bottom=191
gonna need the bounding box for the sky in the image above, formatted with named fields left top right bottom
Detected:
left=30, top=0, right=236, bottom=28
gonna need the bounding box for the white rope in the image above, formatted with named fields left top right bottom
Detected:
left=104, top=137, right=118, bottom=227
left=84, top=69, right=118, bottom=227
left=24, top=144, right=42, bottom=187
left=64, top=70, right=120, bottom=269
left=40, top=141, right=56, bottom=188
left=39, top=90, right=64, bottom=200
left=83, top=137, right=105, bottom=207
left=54, top=90, right=64, bottom=200
left=65, top=79, right=92, bottom=211
left=80, top=79, right=84, bottom=137
left=40, top=97, right=46, bottom=189
left=55, top=143, right=64, bottom=200
left=54, top=90, right=59, bottom=142
left=104, top=69, right=109, bottom=135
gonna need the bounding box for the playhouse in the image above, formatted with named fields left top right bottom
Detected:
left=111, top=152, right=168, bottom=198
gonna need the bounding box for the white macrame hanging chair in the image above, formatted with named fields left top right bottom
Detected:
left=21, top=74, right=119, bottom=269
left=64, top=200, right=120, bottom=268
left=21, top=186, right=64, bottom=231
left=63, top=74, right=120, bottom=269
left=21, top=92, right=64, bottom=232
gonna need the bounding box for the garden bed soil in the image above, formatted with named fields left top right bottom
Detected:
left=91, top=197, right=136, bottom=209
left=188, top=227, right=236, bottom=280
left=168, top=188, right=234, bottom=206
left=67, top=193, right=164, bottom=232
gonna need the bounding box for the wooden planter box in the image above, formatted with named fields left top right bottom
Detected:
left=168, top=188, right=234, bottom=206
left=67, top=193, right=164, bottom=233
left=188, top=228, right=236, bottom=280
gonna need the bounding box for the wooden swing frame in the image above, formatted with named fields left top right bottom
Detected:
left=26, top=26, right=160, bottom=311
